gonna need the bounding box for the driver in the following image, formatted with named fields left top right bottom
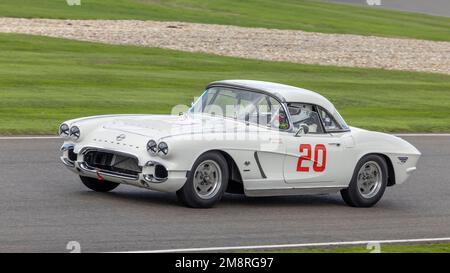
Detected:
left=288, top=105, right=319, bottom=133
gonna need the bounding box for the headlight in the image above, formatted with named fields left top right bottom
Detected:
left=59, top=123, right=70, bottom=138
left=146, top=139, right=158, bottom=155
left=69, top=126, right=81, bottom=140
left=158, top=142, right=169, bottom=156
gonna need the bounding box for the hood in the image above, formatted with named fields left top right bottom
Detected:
left=71, top=113, right=266, bottom=141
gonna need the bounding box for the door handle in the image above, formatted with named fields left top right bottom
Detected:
left=328, top=142, right=341, bottom=147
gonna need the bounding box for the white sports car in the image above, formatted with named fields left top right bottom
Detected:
left=59, top=80, right=420, bottom=208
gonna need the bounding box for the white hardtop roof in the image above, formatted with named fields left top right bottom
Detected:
left=208, top=80, right=336, bottom=113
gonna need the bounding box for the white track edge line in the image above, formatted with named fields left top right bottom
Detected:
left=0, top=136, right=60, bottom=140
left=117, top=237, right=450, bottom=253
left=395, top=134, right=450, bottom=137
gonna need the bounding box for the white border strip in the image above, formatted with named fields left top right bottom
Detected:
left=0, top=134, right=449, bottom=140
left=120, top=237, right=450, bottom=253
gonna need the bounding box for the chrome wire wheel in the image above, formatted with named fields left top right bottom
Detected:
left=356, top=161, right=383, bottom=199
left=193, top=160, right=222, bottom=200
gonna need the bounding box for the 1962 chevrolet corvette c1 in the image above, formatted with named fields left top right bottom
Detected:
left=59, top=80, right=420, bottom=208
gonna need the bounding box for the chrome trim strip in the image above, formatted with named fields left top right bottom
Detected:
left=79, top=162, right=139, bottom=181
left=60, top=143, right=74, bottom=151
left=80, top=147, right=139, bottom=160
left=60, top=156, right=75, bottom=167
left=144, top=161, right=168, bottom=183
left=143, top=174, right=168, bottom=183
left=244, top=186, right=346, bottom=197
left=253, top=151, right=267, bottom=179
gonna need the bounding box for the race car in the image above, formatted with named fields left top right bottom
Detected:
left=59, top=80, right=420, bottom=208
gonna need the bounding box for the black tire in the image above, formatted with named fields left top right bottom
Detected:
left=177, top=152, right=229, bottom=208
left=341, top=154, right=388, bottom=207
left=80, top=176, right=120, bottom=192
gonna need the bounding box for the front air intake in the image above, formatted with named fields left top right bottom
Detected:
left=154, top=164, right=168, bottom=180
left=83, top=150, right=142, bottom=177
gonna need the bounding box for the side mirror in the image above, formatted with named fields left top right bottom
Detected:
left=295, top=124, right=309, bottom=137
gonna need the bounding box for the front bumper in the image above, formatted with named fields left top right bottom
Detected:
left=60, top=144, right=187, bottom=192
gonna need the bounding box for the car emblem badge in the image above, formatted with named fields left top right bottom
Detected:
left=398, top=156, right=408, bottom=164
left=116, top=134, right=126, bottom=141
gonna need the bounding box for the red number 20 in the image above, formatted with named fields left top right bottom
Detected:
left=296, top=144, right=327, bottom=172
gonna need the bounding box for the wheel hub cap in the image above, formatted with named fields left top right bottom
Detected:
left=356, top=161, right=382, bottom=199
left=193, top=160, right=222, bottom=199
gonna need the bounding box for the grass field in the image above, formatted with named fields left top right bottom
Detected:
left=0, top=33, right=449, bottom=135
left=264, top=243, right=450, bottom=253
left=0, top=0, right=449, bottom=41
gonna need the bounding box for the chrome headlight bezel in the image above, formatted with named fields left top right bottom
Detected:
left=69, top=126, right=81, bottom=140
left=158, top=141, right=169, bottom=156
left=59, top=123, right=70, bottom=138
left=146, top=139, right=158, bottom=155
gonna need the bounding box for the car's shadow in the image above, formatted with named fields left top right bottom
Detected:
left=222, top=193, right=345, bottom=207
left=76, top=188, right=348, bottom=208
left=77, top=189, right=180, bottom=207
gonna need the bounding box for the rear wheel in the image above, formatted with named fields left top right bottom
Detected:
left=80, top=176, right=119, bottom=192
left=341, top=155, right=388, bottom=207
left=177, top=152, right=229, bottom=208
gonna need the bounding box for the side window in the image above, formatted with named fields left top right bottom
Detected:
left=288, top=103, right=324, bottom=134
left=318, top=108, right=341, bottom=131
left=254, top=96, right=289, bottom=130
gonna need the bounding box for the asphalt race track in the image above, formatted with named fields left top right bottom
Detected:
left=0, top=136, right=449, bottom=252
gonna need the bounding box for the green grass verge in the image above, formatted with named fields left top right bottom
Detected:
left=0, top=0, right=449, bottom=41
left=0, top=33, right=449, bottom=135
left=262, top=243, right=450, bottom=253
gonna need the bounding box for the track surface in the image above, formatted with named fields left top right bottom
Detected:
left=329, top=0, right=450, bottom=17
left=0, top=136, right=449, bottom=252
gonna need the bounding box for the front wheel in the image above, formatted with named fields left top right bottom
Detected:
left=341, top=154, right=388, bottom=207
left=80, top=176, right=120, bottom=192
left=177, top=152, right=229, bottom=208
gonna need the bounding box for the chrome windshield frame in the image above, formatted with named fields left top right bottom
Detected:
left=189, top=85, right=295, bottom=133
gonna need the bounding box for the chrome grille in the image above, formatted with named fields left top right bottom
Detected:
left=83, top=149, right=142, bottom=178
